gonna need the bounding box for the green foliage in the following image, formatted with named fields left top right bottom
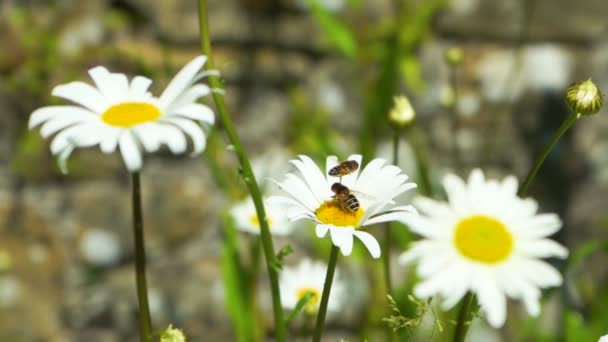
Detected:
left=271, top=245, right=294, bottom=272
left=287, top=88, right=340, bottom=159
left=221, top=215, right=257, bottom=342
left=305, top=0, right=358, bottom=58
left=383, top=294, right=444, bottom=333
left=284, top=292, right=314, bottom=325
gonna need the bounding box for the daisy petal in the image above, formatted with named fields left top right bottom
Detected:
left=163, top=117, right=207, bottom=155
left=29, top=106, right=96, bottom=129
left=316, top=224, right=330, bottom=238
left=157, top=125, right=187, bottom=154
left=132, top=123, right=162, bottom=153
left=89, top=66, right=120, bottom=103
left=352, top=230, right=381, bottom=258
left=170, top=103, right=215, bottom=124
left=159, top=55, right=207, bottom=108
left=40, top=112, right=98, bottom=138
left=476, top=275, right=507, bottom=328
left=119, top=131, right=143, bottom=171
left=51, top=82, right=108, bottom=113
left=330, top=227, right=354, bottom=256
left=129, top=76, right=153, bottom=97
left=100, top=128, right=122, bottom=154
left=517, top=239, right=568, bottom=258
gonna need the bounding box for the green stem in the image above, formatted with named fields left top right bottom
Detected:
left=518, top=112, right=579, bottom=197
left=313, top=245, right=340, bottom=342
left=197, top=2, right=285, bottom=340
left=383, top=132, right=400, bottom=296
left=453, top=292, right=474, bottom=342
left=410, top=126, right=433, bottom=196
left=131, top=172, right=152, bottom=342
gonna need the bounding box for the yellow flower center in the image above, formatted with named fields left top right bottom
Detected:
left=249, top=215, right=273, bottom=229
left=101, top=102, right=161, bottom=127
left=315, top=201, right=364, bottom=227
left=453, top=215, right=513, bottom=264
left=296, top=287, right=321, bottom=314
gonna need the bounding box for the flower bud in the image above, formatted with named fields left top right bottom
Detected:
left=566, top=79, right=603, bottom=116
left=388, top=95, right=415, bottom=129
left=160, top=325, right=186, bottom=342
left=445, top=47, right=464, bottom=66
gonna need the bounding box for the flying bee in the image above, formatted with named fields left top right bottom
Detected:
left=328, top=160, right=359, bottom=178
left=331, top=182, right=360, bottom=213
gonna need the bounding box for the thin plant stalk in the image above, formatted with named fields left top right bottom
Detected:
left=197, top=2, right=286, bottom=340
left=313, top=245, right=340, bottom=342
left=453, top=292, right=474, bottom=342
left=410, top=126, right=433, bottom=196
left=383, top=132, right=400, bottom=295
left=131, top=172, right=152, bottom=342
left=518, top=112, right=578, bottom=197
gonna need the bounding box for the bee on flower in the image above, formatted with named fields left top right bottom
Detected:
left=269, top=154, right=417, bottom=258
left=399, top=169, right=568, bottom=328
left=29, top=56, right=216, bottom=173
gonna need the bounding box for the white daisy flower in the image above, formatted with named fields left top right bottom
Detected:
left=599, top=335, right=608, bottom=342
left=280, top=259, right=345, bottom=315
left=269, top=154, right=417, bottom=258
left=399, top=169, right=568, bottom=328
left=230, top=196, right=295, bottom=236
left=29, top=56, right=216, bottom=173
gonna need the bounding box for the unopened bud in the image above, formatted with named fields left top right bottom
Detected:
left=445, top=47, right=464, bottom=66
left=160, top=325, right=186, bottom=342
left=566, top=79, right=603, bottom=116
left=388, top=95, right=415, bottom=129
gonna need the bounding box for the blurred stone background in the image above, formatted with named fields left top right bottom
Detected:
left=1, top=0, right=608, bottom=341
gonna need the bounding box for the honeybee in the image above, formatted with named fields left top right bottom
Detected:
left=328, top=160, right=359, bottom=177
left=331, top=182, right=360, bottom=213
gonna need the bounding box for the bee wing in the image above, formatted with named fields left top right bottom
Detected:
left=351, top=189, right=395, bottom=205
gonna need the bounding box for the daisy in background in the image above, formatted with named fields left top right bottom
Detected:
left=230, top=196, right=296, bottom=236
left=399, top=169, right=568, bottom=328
left=29, top=55, right=216, bottom=173
left=280, top=259, right=345, bottom=315
left=269, top=154, right=417, bottom=258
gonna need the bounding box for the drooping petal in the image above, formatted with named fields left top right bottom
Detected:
left=40, top=112, right=99, bottom=138
left=118, top=131, right=143, bottom=171
left=49, top=123, right=103, bottom=155
left=100, top=127, right=122, bottom=154
left=330, top=227, right=354, bottom=256
left=156, top=124, right=187, bottom=154
left=132, top=123, right=162, bottom=153
left=316, top=224, right=330, bottom=238
left=475, top=275, right=507, bottom=328
left=352, top=230, right=381, bottom=258
left=162, top=117, right=207, bottom=155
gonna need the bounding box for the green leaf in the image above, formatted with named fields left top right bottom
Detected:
left=307, top=0, right=358, bottom=58
left=221, top=215, right=252, bottom=342
left=566, top=240, right=608, bottom=273
left=284, top=292, right=314, bottom=324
